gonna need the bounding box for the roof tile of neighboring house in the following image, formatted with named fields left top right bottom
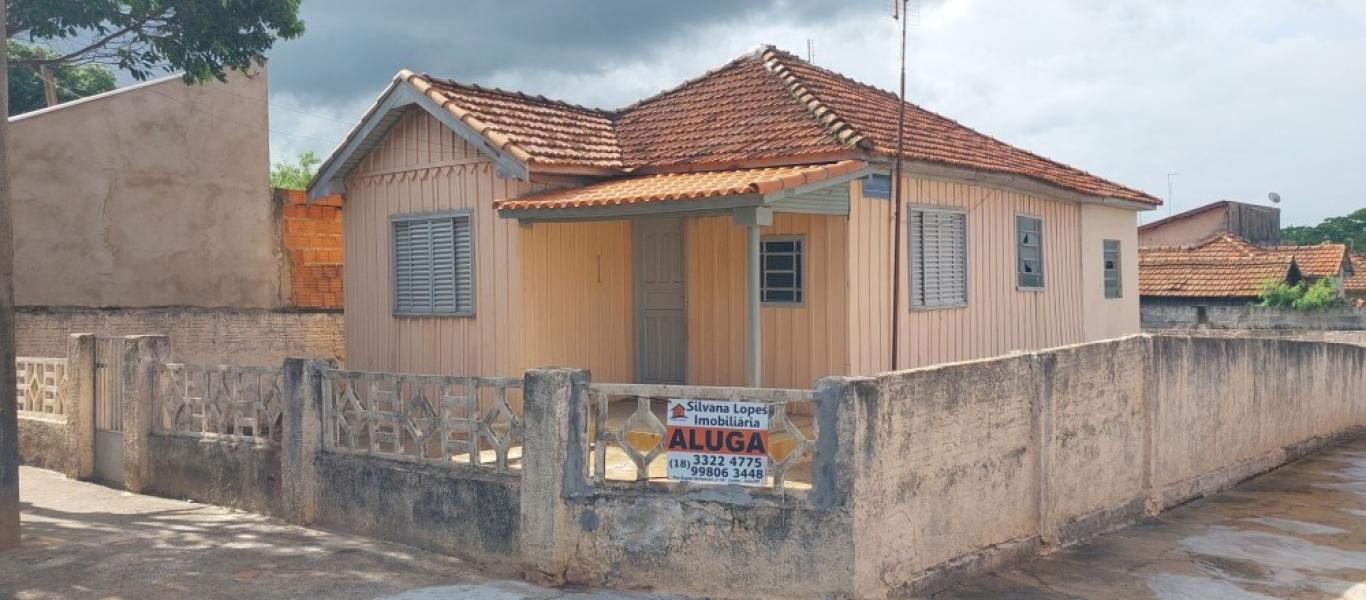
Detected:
left=397, top=46, right=1156, bottom=204
left=1138, top=233, right=1351, bottom=298
left=496, top=160, right=865, bottom=210
left=1347, top=255, right=1366, bottom=293
left=1138, top=257, right=1297, bottom=298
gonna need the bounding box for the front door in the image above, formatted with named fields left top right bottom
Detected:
left=634, top=218, right=687, bottom=384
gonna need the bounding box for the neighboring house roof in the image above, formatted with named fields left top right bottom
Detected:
left=316, top=45, right=1157, bottom=207
left=1348, top=255, right=1366, bottom=295
left=497, top=160, right=866, bottom=210
left=1139, top=233, right=1350, bottom=298
left=1139, top=257, right=1300, bottom=298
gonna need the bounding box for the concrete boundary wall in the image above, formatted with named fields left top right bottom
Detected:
left=16, top=333, right=1366, bottom=599
left=1143, top=304, right=1366, bottom=331
left=852, top=334, right=1366, bottom=597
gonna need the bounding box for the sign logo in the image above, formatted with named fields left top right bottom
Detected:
left=664, top=399, right=769, bottom=486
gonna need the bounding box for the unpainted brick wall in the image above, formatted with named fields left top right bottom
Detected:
left=278, top=188, right=343, bottom=309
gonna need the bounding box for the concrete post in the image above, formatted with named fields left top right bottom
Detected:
left=520, top=367, right=590, bottom=584
left=61, top=334, right=96, bottom=480
left=120, top=335, right=169, bottom=493
left=810, top=375, right=870, bottom=510
left=281, top=358, right=329, bottom=525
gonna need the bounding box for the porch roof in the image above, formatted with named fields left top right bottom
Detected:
left=495, top=160, right=866, bottom=213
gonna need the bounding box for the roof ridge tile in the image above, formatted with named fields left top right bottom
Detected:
left=759, top=47, right=871, bottom=150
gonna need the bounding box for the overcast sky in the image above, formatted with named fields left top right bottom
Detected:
left=258, top=0, right=1366, bottom=226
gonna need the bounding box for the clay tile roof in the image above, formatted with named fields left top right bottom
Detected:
left=395, top=46, right=1154, bottom=205
left=1138, top=257, right=1296, bottom=298
left=1262, top=242, right=1349, bottom=278
left=404, top=72, right=621, bottom=168
left=1138, top=233, right=1352, bottom=297
left=754, top=47, right=1158, bottom=205
left=1347, top=255, right=1366, bottom=293
left=496, top=160, right=865, bottom=211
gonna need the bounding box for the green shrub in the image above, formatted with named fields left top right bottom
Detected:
left=1256, top=277, right=1340, bottom=311
left=1257, top=279, right=1303, bottom=309
left=1294, top=277, right=1339, bottom=311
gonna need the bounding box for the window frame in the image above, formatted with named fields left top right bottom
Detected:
left=1015, top=213, right=1045, bottom=291
left=1103, top=239, right=1123, bottom=299
left=390, top=209, right=476, bottom=318
left=908, top=204, right=969, bottom=310
left=760, top=234, right=806, bottom=307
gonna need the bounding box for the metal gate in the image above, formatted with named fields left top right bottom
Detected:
left=93, top=336, right=126, bottom=486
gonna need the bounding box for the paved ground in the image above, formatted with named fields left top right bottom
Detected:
left=937, top=435, right=1366, bottom=599
left=0, top=467, right=665, bottom=600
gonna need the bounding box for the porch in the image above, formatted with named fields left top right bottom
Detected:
left=504, top=160, right=877, bottom=390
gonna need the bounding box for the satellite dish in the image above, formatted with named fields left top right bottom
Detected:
left=1268, top=192, right=1282, bottom=204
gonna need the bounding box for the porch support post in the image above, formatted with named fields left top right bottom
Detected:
left=734, top=207, right=773, bottom=388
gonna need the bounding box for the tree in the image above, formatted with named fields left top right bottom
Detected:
left=1281, top=208, right=1366, bottom=252
left=7, top=40, right=115, bottom=115
left=0, top=0, right=304, bottom=550
left=270, top=150, right=320, bottom=190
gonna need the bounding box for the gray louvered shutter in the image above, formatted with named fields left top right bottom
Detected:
left=392, top=214, right=474, bottom=315
left=910, top=209, right=967, bottom=308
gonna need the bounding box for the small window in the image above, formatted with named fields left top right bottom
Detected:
left=1103, top=239, right=1122, bottom=299
left=761, top=236, right=804, bottom=304
left=392, top=212, right=474, bottom=316
left=862, top=174, right=892, bottom=199
left=909, top=208, right=968, bottom=308
left=1017, top=215, right=1044, bottom=289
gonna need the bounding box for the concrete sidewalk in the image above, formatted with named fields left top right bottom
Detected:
left=937, top=435, right=1366, bottom=599
left=0, top=467, right=663, bottom=599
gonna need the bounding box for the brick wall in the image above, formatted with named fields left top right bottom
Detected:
left=278, top=189, right=343, bottom=309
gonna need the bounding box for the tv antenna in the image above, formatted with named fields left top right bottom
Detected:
left=807, top=39, right=816, bottom=63
left=1268, top=192, right=1282, bottom=205
left=1166, top=173, right=1180, bottom=217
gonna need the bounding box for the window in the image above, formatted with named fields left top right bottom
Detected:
left=1017, top=215, right=1044, bottom=289
left=909, top=208, right=968, bottom=308
left=1103, top=239, right=1122, bottom=299
left=391, top=212, right=474, bottom=316
left=761, top=236, right=804, bottom=304
left=862, top=174, right=891, bottom=199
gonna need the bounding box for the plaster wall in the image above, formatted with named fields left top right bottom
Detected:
left=17, top=417, right=69, bottom=474
left=1142, top=304, right=1366, bottom=331
left=146, top=434, right=282, bottom=517
left=8, top=71, right=282, bottom=308
left=1080, top=204, right=1141, bottom=341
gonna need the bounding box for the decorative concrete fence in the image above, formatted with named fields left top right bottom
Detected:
left=17, top=333, right=1366, bottom=599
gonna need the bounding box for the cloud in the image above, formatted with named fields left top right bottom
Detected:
left=265, top=0, right=1366, bottom=226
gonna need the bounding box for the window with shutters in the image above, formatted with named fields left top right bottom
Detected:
left=1016, top=215, right=1044, bottom=289
left=391, top=211, right=474, bottom=316
left=909, top=207, right=968, bottom=308
left=760, top=235, right=804, bottom=305
left=1103, top=239, right=1122, bottom=299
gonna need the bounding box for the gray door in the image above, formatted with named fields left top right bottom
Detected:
left=93, top=336, right=125, bottom=487
left=635, top=218, right=687, bottom=384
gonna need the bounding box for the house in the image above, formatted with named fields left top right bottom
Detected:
left=1138, top=234, right=1350, bottom=306
left=309, top=45, right=1159, bottom=387
left=1139, top=200, right=1281, bottom=246
left=1346, top=255, right=1366, bottom=303
left=8, top=70, right=344, bottom=366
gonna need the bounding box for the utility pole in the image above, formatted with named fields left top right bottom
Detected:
left=0, top=0, right=23, bottom=549
left=890, top=0, right=909, bottom=371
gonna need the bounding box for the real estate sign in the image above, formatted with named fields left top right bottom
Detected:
left=664, top=399, right=769, bottom=486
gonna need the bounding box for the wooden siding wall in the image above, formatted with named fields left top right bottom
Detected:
left=343, top=108, right=539, bottom=377
left=687, top=213, right=849, bottom=389
left=519, top=220, right=635, bottom=382
left=848, top=176, right=1087, bottom=373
